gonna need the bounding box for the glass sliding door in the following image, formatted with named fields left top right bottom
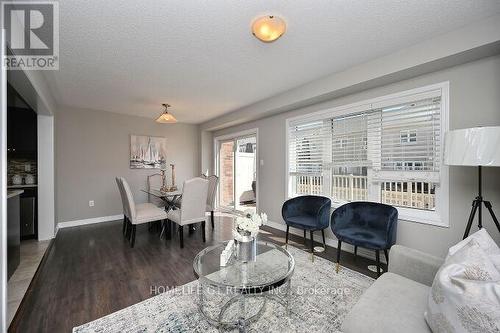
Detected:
left=217, top=133, right=258, bottom=213
left=235, top=136, right=257, bottom=213
left=219, top=140, right=235, bottom=210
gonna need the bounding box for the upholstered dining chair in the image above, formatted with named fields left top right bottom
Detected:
left=115, top=177, right=130, bottom=236
left=118, top=177, right=169, bottom=247
left=331, top=202, right=398, bottom=276
left=204, top=175, right=219, bottom=229
left=173, top=175, right=219, bottom=229
left=282, top=195, right=331, bottom=261
left=146, top=173, right=166, bottom=207
left=167, top=177, right=209, bottom=248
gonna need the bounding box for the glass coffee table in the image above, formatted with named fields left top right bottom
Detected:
left=193, top=241, right=295, bottom=332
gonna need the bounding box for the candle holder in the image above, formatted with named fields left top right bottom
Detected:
left=159, top=160, right=169, bottom=193
left=168, top=163, right=177, bottom=191
left=160, top=170, right=169, bottom=193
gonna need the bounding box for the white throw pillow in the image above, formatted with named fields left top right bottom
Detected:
left=424, top=229, right=500, bottom=333
left=448, top=229, right=500, bottom=269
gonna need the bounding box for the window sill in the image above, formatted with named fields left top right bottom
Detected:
left=330, top=201, right=448, bottom=228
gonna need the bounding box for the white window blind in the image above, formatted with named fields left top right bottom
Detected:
left=289, top=97, right=441, bottom=180
left=329, top=113, right=370, bottom=168
left=288, top=120, right=326, bottom=175
left=287, top=84, right=447, bottom=222
left=368, top=96, right=441, bottom=182
left=289, top=113, right=372, bottom=173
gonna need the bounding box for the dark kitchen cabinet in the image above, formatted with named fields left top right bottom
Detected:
left=20, top=187, right=38, bottom=240
left=7, top=106, right=37, bottom=156
left=7, top=194, right=21, bottom=280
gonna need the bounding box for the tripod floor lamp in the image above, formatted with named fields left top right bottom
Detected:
left=444, top=126, right=500, bottom=239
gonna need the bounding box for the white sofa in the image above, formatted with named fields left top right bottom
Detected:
left=342, top=245, right=444, bottom=333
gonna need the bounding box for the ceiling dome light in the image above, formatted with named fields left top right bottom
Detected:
left=156, top=103, right=177, bottom=123
left=251, top=15, right=286, bottom=43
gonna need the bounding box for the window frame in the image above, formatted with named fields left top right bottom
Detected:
left=285, top=82, right=449, bottom=228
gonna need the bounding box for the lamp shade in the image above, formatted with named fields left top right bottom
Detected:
left=251, top=16, right=286, bottom=43
left=156, top=103, right=177, bottom=123
left=444, top=126, right=500, bottom=166
left=156, top=112, right=177, bottom=123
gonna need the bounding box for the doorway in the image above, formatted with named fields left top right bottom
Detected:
left=215, top=130, right=258, bottom=214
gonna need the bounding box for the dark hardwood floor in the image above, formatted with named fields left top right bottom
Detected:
left=9, top=214, right=384, bottom=333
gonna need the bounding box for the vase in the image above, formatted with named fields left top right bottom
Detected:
left=234, top=229, right=256, bottom=262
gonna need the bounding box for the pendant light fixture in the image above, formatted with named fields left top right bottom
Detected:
left=156, top=103, right=177, bottom=123
left=251, top=15, right=286, bottom=43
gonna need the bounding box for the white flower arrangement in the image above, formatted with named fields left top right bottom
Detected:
left=234, top=210, right=268, bottom=238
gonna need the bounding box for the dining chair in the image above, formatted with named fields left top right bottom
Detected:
left=146, top=173, right=165, bottom=207
left=167, top=177, right=209, bottom=248
left=204, top=175, right=219, bottom=229
left=173, top=175, right=218, bottom=229
left=115, top=177, right=129, bottom=236
left=119, top=177, right=169, bottom=247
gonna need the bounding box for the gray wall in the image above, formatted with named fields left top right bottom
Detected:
left=55, top=107, right=200, bottom=223
left=199, top=129, right=214, bottom=175
left=208, top=55, right=500, bottom=257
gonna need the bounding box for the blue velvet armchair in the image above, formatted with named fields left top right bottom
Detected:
left=331, top=202, right=398, bottom=276
left=282, top=195, right=331, bottom=261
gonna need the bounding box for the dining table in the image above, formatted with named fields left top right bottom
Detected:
left=141, top=188, right=183, bottom=239
left=142, top=188, right=182, bottom=207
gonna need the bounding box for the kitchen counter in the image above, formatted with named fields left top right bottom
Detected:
left=8, top=184, right=37, bottom=189
left=7, top=189, right=24, bottom=199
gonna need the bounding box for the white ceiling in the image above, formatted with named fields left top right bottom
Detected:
left=45, top=0, right=500, bottom=124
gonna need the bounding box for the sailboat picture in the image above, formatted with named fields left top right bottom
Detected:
left=130, top=135, right=167, bottom=169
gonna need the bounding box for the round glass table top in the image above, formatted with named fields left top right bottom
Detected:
left=193, top=241, right=295, bottom=292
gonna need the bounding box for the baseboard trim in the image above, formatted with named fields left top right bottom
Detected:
left=265, top=220, right=386, bottom=263
left=57, top=214, right=124, bottom=230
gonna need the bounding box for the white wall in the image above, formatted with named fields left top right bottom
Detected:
left=199, top=129, right=213, bottom=175
left=37, top=115, right=56, bottom=240
left=206, top=55, right=500, bottom=258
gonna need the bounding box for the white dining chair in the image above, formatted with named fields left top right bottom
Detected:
left=146, top=173, right=166, bottom=208
left=119, top=177, right=169, bottom=247
left=115, top=177, right=129, bottom=236
left=167, top=177, right=208, bottom=248
left=174, top=175, right=218, bottom=229
left=204, top=175, right=219, bottom=229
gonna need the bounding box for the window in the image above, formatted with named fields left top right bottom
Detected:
left=287, top=83, right=449, bottom=226
left=400, top=130, right=417, bottom=143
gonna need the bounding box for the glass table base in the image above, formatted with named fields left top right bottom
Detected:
left=198, top=280, right=292, bottom=332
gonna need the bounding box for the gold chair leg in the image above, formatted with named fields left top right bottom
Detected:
left=336, top=262, right=340, bottom=273
left=311, top=252, right=314, bottom=262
